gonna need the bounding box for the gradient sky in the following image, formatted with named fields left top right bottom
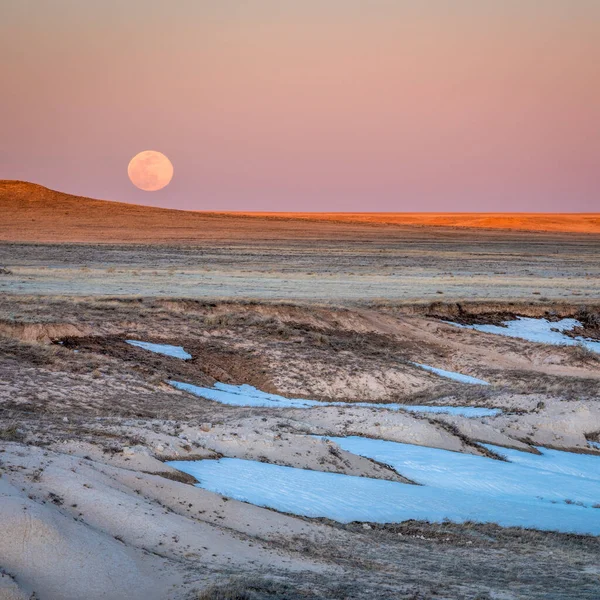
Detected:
left=1, top=1, right=599, bottom=211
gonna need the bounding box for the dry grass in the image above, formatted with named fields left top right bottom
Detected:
left=501, top=370, right=600, bottom=400
left=195, top=577, right=321, bottom=600
left=566, top=343, right=600, bottom=365
left=3, top=203, right=600, bottom=303
left=575, top=307, right=600, bottom=331
left=153, top=470, right=198, bottom=485
left=0, top=423, right=25, bottom=441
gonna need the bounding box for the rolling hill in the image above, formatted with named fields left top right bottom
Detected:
left=1, top=180, right=598, bottom=243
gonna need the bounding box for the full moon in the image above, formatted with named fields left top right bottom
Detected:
left=127, top=150, right=173, bottom=191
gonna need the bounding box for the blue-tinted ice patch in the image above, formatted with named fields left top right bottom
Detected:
left=446, top=317, right=600, bottom=354
left=126, top=340, right=192, bottom=360
left=168, top=439, right=600, bottom=534
left=411, top=362, right=489, bottom=385
left=329, top=437, right=600, bottom=505
left=483, top=444, right=600, bottom=483
left=168, top=381, right=500, bottom=418
left=169, top=381, right=327, bottom=409
left=588, top=441, right=600, bottom=451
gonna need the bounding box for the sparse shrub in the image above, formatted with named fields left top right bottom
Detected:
left=0, top=424, right=25, bottom=442
left=204, top=313, right=235, bottom=327
left=568, top=343, right=599, bottom=364
left=48, top=492, right=64, bottom=505
left=327, top=444, right=342, bottom=459
left=196, top=577, right=315, bottom=600
left=576, top=308, right=600, bottom=330
left=29, top=468, right=43, bottom=482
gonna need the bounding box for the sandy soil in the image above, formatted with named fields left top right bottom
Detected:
left=1, top=295, right=600, bottom=599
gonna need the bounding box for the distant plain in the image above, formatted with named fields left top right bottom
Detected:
left=1, top=181, right=599, bottom=303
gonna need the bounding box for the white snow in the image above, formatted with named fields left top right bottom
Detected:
left=168, top=381, right=500, bottom=418
left=169, top=381, right=323, bottom=408
left=446, top=317, right=600, bottom=354
left=411, top=362, right=489, bottom=385
left=483, top=444, right=600, bottom=483
left=126, top=340, right=192, bottom=360
left=330, top=437, right=600, bottom=505
left=168, top=438, right=600, bottom=534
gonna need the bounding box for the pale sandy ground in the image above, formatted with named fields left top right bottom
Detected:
left=1, top=295, right=600, bottom=599
left=1, top=233, right=598, bottom=303
left=3, top=263, right=598, bottom=303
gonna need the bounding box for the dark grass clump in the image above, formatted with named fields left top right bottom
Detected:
left=0, top=423, right=25, bottom=442
left=196, top=577, right=320, bottom=600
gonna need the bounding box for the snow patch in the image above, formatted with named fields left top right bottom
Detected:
left=411, top=362, right=489, bottom=385
left=168, top=381, right=500, bottom=418
left=446, top=317, right=600, bottom=354
left=169, top=439, right=600, bottom=534
left=126, top=340, right=192, bottom=360
left=330, top=437, right=600, bottom=503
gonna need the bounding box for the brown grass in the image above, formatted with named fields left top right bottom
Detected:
left=151, top=470, right=199, bottom=485
left=566, top=343, right=600, bottom=365
left=0, top=423, right=25, bottom=442
left=501, top=370, right=600, bottom=400
left=195, top=577, right=321, bottom=600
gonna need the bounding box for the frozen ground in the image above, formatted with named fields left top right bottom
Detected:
left=169, top=437, right=600, bottom=534
left=125, top=340, right=192, bottom=360
left=447, top=317, right=600, bottom=353
left=169, top=380, right=501, bottom=417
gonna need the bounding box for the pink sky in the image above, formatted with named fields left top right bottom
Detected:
left=1, top=1, right=599, bottom=212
